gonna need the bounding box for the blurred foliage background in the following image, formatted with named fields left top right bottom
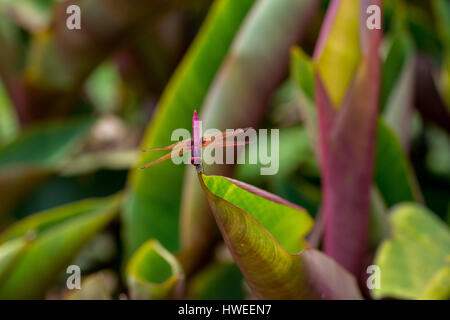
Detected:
left=0, top=0, right=448, bottom=300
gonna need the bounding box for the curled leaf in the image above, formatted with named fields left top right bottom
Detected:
left=126, top=239, right=183, bottom=300
left=198, top=173, right=361, bottom=299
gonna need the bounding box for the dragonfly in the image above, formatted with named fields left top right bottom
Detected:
left=139, top=110, right=250, bottom=172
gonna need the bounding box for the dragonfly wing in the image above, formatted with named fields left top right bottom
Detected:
left=205, top=140, right=249, bottom=149
left=139, top=152, right=175, bottom=169
left=202, top=128, right=252, bottom=148
left=139, top=139, right=192, bottom=169
left=141, top=138, right=190, bottom=152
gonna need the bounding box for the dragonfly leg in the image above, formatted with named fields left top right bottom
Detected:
left=195, top=163, right=203, bottom=174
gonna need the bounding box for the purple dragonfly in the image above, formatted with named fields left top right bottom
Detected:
left=139, top=110, right=249, bottom=172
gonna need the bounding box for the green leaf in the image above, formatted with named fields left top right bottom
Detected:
left=0, top=197, right=116, bottom=244
left=291, top=47, right=317, bottom=147
left=198, top=174, right=362, bottom=299
left=0, top=194, right=121, bottom=299
left=381, top=31, right=415, bottom=110
left=0, top=117, right=94, bottom=216
left=123, top=0, right=256, bottom=257
left=0, top=81, right=18, bottom=145
left=85, top=61, right=121, bottom=113
left=432, top=0, right=450, bottom=51
left=126, top=239, right=183, bottom=300
left=419, top=266, right=450, bottom=300
left=382, top=31, right=415, bottom=149
left=432, top=0, right=450, bottom=108
left=202, top=174, right=312, bottom=254
left=0, top=237, right=29, bottom=285
left=187, top=262, right=244, bottom=300
left=373, top=203, right=450, bottom=300
left=0, top=117, right=93, bottom=168
left=374, top=120, right=420, bottom=207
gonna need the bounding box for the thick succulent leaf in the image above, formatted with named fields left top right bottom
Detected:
left=314, top=0, right=361, bottom=107
left=198, top=173, right=361, bottom=299
left=187, top=262, right=244, bottom=300
left=0, top=117, right=94, bottom=216
left=126, top=239, right=183, bottom=300
left=179, top=0, right=318, bottom=274
left=372, top=203, right=450, bottom=300
left=123, top=0, right=256, bottom=257
left=0, top=194, right=121, bottom=299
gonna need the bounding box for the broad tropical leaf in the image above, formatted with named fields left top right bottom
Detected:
left=0, top=117, right=94, bottom=216
left=0, top=194, right=121, bottom=299
left=198, top=173, right=361, bottom=299
left=373, top=203, right=450, bottom=300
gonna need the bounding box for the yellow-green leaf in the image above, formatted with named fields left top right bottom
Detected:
left=314, top=0, right=361, bottom=107
left=198, top=173, right=361, bottom=299
left=373, top=203, right=450, bottom=300
left=126, top=239, right=183, bottom=300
